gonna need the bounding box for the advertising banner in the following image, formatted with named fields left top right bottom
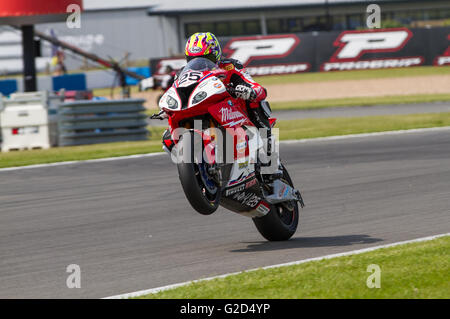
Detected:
left=150, top=27, right=450, bottom=76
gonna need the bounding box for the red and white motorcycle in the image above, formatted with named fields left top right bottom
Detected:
left=151, top=57, right=304, bottom=241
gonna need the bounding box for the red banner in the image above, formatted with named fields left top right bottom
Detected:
left=0, top=0, right=83, bottom=17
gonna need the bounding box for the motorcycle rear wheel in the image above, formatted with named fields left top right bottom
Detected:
left=177, top=131, right=221, bottom=215
left=252, top=164, right=299, bottom=241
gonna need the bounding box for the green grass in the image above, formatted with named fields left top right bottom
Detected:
left=0, top=126, right=165, bottom=169
left=275, top=112, right=450, bottom=140
left=257, top=65, right=450, bottom=86
left=270, top=93, right=450, bottom=111
left=137, top=236, right=450, bottom=299
left=0, top=140, right=162, bottom=169
left=1, top=113, right=449, bottom=169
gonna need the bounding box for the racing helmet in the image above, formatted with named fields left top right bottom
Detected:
left=185, top=32, right=222, bottom=63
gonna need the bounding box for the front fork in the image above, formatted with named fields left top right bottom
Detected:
left=264, top=179, right=305, bottom=208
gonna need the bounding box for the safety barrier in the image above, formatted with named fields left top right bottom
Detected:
left=57, top=98, right=148, bottom=146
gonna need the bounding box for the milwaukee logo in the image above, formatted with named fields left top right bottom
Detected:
left=220, top=107, right=243, bottom=122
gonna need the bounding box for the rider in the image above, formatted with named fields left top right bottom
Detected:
left=161, top=32, right=278, bottom=176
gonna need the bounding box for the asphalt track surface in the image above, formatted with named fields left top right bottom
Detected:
left=147, top=102, right=450, bottom=126
left=0, top=130, right=449, bottom=298
left=273, top=101, right=450, bottom=120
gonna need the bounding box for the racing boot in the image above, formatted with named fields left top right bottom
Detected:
left=247, top=101, right=283, bottom=181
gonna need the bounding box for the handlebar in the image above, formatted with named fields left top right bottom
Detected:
left=149, top=110, right=166, bottom=120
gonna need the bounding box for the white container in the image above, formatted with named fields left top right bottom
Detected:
left=0, top=92, right=51, bottom=152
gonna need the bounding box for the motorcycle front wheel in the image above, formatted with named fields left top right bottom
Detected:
left=252, top=164, right=299, bottom=241
left=177, top=131, right=221, bottom=215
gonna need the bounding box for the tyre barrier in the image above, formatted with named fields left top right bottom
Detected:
left=57, top=98, right=148, bottom=146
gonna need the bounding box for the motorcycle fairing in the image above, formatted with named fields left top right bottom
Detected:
left=208, top=101, right=253, bottom=128
left=220, top=173, right=271, bottom=217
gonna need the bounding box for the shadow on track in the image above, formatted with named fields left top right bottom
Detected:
left=230, top=234, right=383, bottom=253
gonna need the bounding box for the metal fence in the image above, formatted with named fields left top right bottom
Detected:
left=58, top=98, right=148, bottom=146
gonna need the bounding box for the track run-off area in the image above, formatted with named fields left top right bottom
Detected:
left=0, top=128, right=449, bottom=298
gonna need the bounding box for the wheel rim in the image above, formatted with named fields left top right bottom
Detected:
left=196, top=162, right=218, bottom=201
left=275, top=177, right=297, bottom=226
left=275, top=203, right=296, bottom=226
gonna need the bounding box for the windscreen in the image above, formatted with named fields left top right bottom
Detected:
left=176, top=57, right=218, bottom=108
left=181, top=57, right=217, bottom=75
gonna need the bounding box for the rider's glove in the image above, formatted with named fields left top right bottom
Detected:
left=234, top=85, right=256, bottom=101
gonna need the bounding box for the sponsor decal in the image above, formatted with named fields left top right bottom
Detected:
left=223, top=35, right=300, bottom=66
left=225, top=184, right=245, bottom=196
left=322, top=28, right=422, bottom=71
left=224, top=64, right=234, bottom=71
left=154, top=28, right=449, bottom=75
left=331, top=29, right=412, bottom=60
left=238, top=161, right=248, bottom=169
left=255, top=201, right=270, bottom=215
left=278, top=183, right=289, bottom=198
left=323, top=57, right=422, bottom=71
left=437, top=56, right=450, bottom=66
left=225, top=175, right=256, bottom=196
left=221, top=35, right=309, bottom=76
left=223, top=118, right=247, bottom=127
left=236, top=140, right=247, bottom=151
left=220, top=107, right=244, bottom=122
left=232, top=191, right=260, bottom=208
left=236, top=141, right=246, bottom=158
left=245, top=178, right=257, bottom=188
left=213, top=82, right=223, bottom=89
left=198, top=81, right=209, bottom=89
left=190, top=46, right=202, bottom=53
left=434, top=34, right=450, bottom=66
left=246, top=63, right=309, bottom=76
left=229, top=172, right=255, bottom=186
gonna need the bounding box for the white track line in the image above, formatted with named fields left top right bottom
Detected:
left=1, top=126, right=449, bottom=173
left=0, top=152, right=165, bottom=172
left=281, top=126, right=450, bottom=144
left=104, top=232, right=449, bottom=299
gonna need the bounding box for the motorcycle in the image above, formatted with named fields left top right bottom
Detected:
left=151, top=57, right=304, bottom=241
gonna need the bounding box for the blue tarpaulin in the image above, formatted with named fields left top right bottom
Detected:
left=52, top=73, right=87, bottom=91
left=125, top=67, right=151, bottom=86
left=0, top=79, right=17, bottom=96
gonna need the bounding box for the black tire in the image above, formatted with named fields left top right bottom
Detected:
left=252, top=164, right=299, bottom=241
left=177, top=131, right=221, bottom=215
